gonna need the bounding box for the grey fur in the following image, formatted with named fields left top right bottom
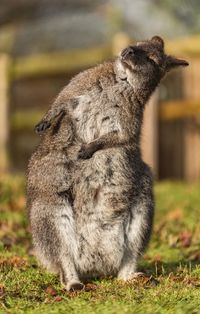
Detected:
left=28, top=36, right=188, bottom=289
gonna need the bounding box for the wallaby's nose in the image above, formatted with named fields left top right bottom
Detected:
left=121, top=46, right=135, bottom=60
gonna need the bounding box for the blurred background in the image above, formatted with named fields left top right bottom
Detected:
left=0, top=0, right=200, bottom=181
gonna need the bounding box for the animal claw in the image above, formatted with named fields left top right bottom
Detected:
left=35, top=121, right=51, bottom=134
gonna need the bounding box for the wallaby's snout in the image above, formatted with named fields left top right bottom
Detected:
left=120, top=46, right=145, bottom=65
left=121, top=46, right=135, bottom=60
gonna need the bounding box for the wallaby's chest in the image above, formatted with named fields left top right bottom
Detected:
left=70, top=84, right=133, bottom=143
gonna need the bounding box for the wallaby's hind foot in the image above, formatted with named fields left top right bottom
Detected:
left=60, top=272, right=84, bottom=291
left=60, top=266, right=84, bottom=292
left=130, top=272, right=145, bottom=279
left=118, top=271, right=145, bottom=281
left=67, top=281, right=84, bottom=292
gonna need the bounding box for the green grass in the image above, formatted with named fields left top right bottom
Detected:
left=0, top=176, right=200, bottom=314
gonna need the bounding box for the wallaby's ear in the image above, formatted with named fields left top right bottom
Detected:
left=151, top=36, right=164, bottom=49
left=166, top=55, right=189, bottom=71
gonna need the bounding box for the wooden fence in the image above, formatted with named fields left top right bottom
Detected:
left=0, top=54, right=10, bottom=173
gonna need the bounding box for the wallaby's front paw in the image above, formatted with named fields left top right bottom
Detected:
left=35, top=121, right=51, bottom=134
left=78, top=144, right=94, bottom=160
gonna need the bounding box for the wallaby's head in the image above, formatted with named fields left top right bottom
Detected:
left=116, top=36, right=189, bottom=98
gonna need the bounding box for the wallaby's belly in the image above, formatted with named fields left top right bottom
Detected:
left=73, top=147, right=134, bottom=277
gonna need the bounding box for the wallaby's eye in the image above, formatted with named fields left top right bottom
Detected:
left=133, top=48, right=149, bottom=60
left=134, top=47, right=150, bottom=60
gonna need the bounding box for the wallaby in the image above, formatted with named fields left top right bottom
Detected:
left=27, top=112, right=85, bottom=291
left=29, top=36, right=188, bottom=289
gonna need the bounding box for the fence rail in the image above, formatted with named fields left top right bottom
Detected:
left=160, top=100, right=200, bottom=121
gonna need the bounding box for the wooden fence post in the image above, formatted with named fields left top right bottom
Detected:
left=0, top=53, right=10, bottom=173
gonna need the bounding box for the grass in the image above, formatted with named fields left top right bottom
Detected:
left=0, top=176, right=200, bottom=314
